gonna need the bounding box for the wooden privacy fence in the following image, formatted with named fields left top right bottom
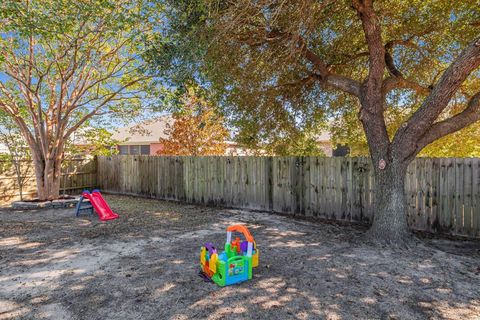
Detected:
left=97, top=156, right=480, bottom=238
left=0, top=157, right=97, bottom=204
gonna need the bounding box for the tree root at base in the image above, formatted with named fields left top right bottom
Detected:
left=363, top=229, right=421, bottom=250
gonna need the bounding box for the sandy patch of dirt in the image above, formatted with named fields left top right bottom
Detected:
left=0, top=195, right=479, bottom=320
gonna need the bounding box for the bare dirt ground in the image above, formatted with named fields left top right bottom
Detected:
left=0, top=195, right=479, bottom=320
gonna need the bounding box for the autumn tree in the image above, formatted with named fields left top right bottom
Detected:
left=159, top=88, right=229, bottom=156
left=149, top=0, right=480, bottom=244
left=0, top=0, right=156, bottom=200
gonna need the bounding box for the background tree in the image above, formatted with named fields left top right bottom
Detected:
left=67, top=127, right=121, bottom=157
left=235, top=122, right=327, bottom=156
left=333, top=116, right=480, bottom=158
left=149, top=0, right=480, bottom=244
left=0, top=111, right=32, bottom=201
left=159, top=87, right=229, bottom=156
left=419, top=124, right=480, bottom=157
left=0, top=0, right=156, bottom=200
left=331, top=96, right=480, bottom=157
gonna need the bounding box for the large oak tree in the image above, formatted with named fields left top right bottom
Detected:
left=149, top=0, right=480, bottom=243
left=0, top=0, right=156, bottom=200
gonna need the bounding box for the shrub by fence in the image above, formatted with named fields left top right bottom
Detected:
left=97, top=156, right=480, bottom=238
left=0, top=158, right=97, bottom=204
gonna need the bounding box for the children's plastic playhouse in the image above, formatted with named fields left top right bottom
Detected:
left=200, top=225, right=259, bottom=286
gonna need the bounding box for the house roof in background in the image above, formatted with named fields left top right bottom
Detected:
left=316, top=131, right=331, bottom=142
left=113, top=115, right=173, bottom=145
left=112, top=114, right=332, bottom=146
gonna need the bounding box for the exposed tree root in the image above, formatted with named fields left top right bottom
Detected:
left=363, top=228, right=421, bottom=250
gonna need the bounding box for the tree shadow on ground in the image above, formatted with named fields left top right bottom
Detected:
left=0, top=195, right=479, bottom=320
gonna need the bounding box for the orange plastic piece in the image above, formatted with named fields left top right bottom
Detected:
left=203, top=261, right=214, bottom=277
left=227, top=225, right=254, bottom=242
left=231, top=237, right=241, bottom=253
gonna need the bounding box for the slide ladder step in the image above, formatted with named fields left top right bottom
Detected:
left=75, top=196, right=94, bottom=217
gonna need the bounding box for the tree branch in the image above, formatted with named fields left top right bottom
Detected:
left=382, top=76, right=432, bottom=96
left=382, top=40, right=432, bottom=96
left=266, top=29, right=361, bottom=96
left=316, top=73, right=361, bottom=96
left=352, top=0, right=390, bottom=161
left=415, top=92, right=480, bottom=153
left=352, top=0, right=385, bottom=103
left=393, top=37, right=480, bottom=159
left=297, top=36, right=362, bottom=95
left=63, top=77, right=148, bottom=140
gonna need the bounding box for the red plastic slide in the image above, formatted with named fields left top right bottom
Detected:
left=82, top=190, right=119, bottom=221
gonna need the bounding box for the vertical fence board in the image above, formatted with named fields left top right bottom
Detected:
left=454, top=158, right=464, bottom=235
left=472, top=159, right=480, bottom=237
left=430, top=158, right=440, bottom=233
left=463, top=158, right=472, bottom=236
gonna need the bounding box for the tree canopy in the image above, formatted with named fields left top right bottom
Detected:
left=0, top=0, right=159, bottom=199
left=145, top=1, right=330, bottom=155
left=147, top=0, right=480, bottom=157
left=159, top=87, right=229, bottom=156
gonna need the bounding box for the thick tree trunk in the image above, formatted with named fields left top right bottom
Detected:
left=367, top=160, right=412, bottom=244
left=33, top=157, right=62, bottom=201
